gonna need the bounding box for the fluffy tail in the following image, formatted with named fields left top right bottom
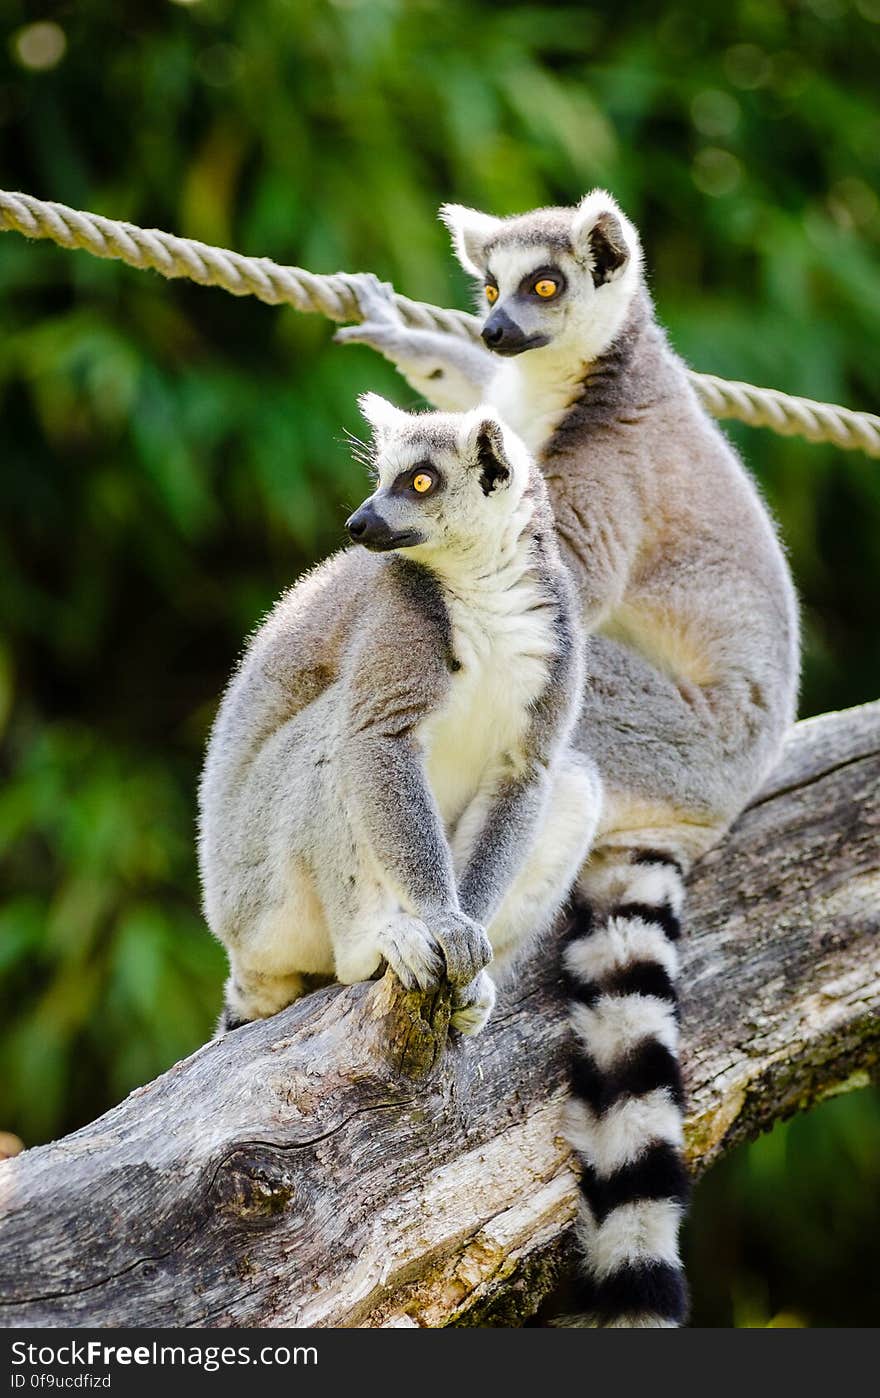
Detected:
left=560, top=849, right=691, bottom=1328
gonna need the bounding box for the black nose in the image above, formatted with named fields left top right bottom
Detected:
left=346, top=504, right=381, bottom=543
left=346, top=503, right=412, bottom=551
left=481, top=317, right=509, bottom=348
left=481, top=307, right=532, bottom=355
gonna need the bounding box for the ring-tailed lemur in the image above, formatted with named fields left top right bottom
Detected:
left=335, top=192, right=800, bottom=1326
left=199, top=396, right=600, bottom=1040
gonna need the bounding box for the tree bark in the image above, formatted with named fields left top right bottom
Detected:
left=0, top=703, right=878, bottom=1329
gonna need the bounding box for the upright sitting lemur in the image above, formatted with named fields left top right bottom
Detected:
left=200, top=396, right=600, bottom=1043
left=330, top=191, right=799, bottom=1327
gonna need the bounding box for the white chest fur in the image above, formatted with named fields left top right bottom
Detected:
left=420, top=563, right=556, bottom=827
left=488, top=357, right=584, bottom=457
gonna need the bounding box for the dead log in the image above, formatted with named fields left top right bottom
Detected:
left=0, top=702, right=878, bottom=1329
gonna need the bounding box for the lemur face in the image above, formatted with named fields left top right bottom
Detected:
left=346, top=395, right=530, bottom=561
left=477, top=243, right=580, bottom=357
left=440, top=190, right=641, bottom=361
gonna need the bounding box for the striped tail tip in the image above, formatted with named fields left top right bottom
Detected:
left=561, top=851, right=691, bottom=1328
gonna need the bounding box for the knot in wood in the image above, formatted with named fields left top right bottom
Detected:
left=211, top=1146, right=295, bottom=1226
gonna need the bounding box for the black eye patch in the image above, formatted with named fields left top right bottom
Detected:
left=390, top=462, right=443, bottom=497
left=518, top=265, right=566, bottom=298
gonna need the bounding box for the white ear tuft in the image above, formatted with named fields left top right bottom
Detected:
left=570, top=189, right=641, bottom=286
left=358, top=392, right=409, bottom=445
left=439, top=203, right=505, bottom=277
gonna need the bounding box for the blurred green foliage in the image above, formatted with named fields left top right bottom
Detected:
left=0, top=0, right=878, bottom=1325
left=687, top=1089, right=880, bottom=1327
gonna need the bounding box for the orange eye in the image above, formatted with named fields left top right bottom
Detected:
left=534, top=278, right=558, bottom=298
left=412, top=472, right=434, bottom=494
left=485, top=284, right=499, bottom=304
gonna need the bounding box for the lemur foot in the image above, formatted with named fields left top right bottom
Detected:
left=430, top=910, right=493, bottom=987
left=213, top=1005, right=250, bottom=1039
left=451, top=970, right=496, bottom=1037
left=377, top=913, right=445, bottom=992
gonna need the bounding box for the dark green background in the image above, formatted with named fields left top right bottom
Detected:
left=1, top=0, right=878, bottom=1326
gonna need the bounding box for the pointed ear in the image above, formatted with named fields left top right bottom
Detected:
left=571, top=190, right=638, bottom=286
left=358, top=392, right=408, bottom=446
left=439, top=203, right=504, bottom=277
left=459, top=409, right=512, bottom=496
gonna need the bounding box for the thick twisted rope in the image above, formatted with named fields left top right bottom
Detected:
left=2, top=189, right=878, bottom=459
left=0, top=190, right=477, bottom=339
left=693, top=374, right=879, bottom=457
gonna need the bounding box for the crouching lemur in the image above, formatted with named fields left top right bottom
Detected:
left=331, top=190, right=799, bottom=1327
left=199, top=397, right=600, bottom=1042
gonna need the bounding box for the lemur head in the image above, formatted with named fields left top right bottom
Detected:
left=346, top=394, right=536, bottom=567
left=439, top=189, right=642, bottom=365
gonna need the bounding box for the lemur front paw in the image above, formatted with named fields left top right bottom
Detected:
left=451, top=970, right=496, bottom=1037
left=333, top=273, right=406, bottom=355
left=377, top=913, right=445, bottom=992
left=431, top=910, right=493, bottom=987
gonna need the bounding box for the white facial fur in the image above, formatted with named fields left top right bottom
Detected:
left=355, top=394, right=534, bottom=576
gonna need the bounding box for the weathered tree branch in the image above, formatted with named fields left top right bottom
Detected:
left=1, top=703, right=878, bottom=1329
